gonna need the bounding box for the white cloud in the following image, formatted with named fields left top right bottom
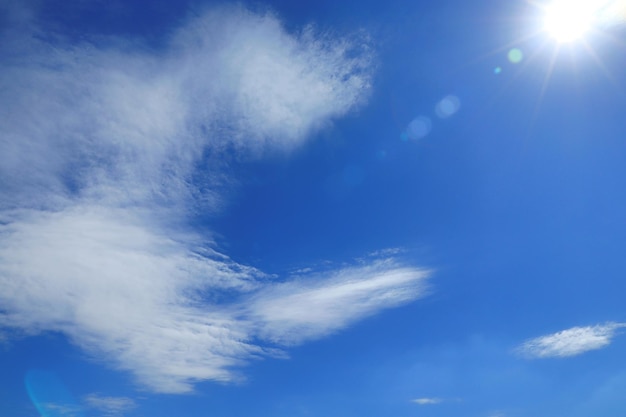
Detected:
left=173, top=7, right=372, bottom=152
left=84, top=394, right=136, bottom=416
left=0, top=4, right=372, bottom=211
left=249, top=260, right=430, bottom=345
left=412, top=397, right=443, bottom=405
left=0, top=207, right=265, bottom=393
left=0, top=209, right=428, bottom=392
left=0, top=4, right=430, bottom=394
left=42, top=403, right=82, bottom=417
left=517, top=323, right=626, bottom=359
left=411, top=397, right=461, bottom=406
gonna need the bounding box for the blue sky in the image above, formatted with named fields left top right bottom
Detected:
left=1, top=0, right=626, bottom=416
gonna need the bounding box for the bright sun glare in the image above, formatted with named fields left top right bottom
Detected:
left=544, top=0, right=596, bottom=42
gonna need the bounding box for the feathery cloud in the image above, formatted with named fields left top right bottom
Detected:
left=250, top=260, right=429, bottom=345
left=0, top=3, right=431, bottom=394
left=41, top=403, right=82, bottom=417
left=84, top=394, right=136, bottom=416
left=517, top=322, right=626, bottom=359
left=412, top=397, right=443, bottom=405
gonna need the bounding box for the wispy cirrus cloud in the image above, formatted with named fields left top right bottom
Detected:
left=1, top=4, right=372, bottom=212
left=411, top=397, right=461, bottom=406
left=37, top=394, right=136, bottom=417
left=0, top=3, right=431, bottom=394
left=249, top=260, right=430, bottom=345
left=411, top=397, right=443, bottom=405
left=84, top=394, right=136, bottom=417
left=517, top=322, right=626, bottom=359
left=0, top=210, right=428, bottom=393
left=41, top=403, right=83, bottom=417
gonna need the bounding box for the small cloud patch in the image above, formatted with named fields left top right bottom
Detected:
left=84, top=394, right=136, bottom=416
left=412, top=397, right=443, bottom=405
left=517, top=322, right=626, bottom=358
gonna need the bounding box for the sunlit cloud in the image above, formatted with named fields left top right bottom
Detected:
left=517, top=322, right=626, bottom=358
left=0, top=3, right=432, bottom=395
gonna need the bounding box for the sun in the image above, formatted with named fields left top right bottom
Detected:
left=543, top=0, right=596, bottom=42
left=474, top=0, right=625, bottom=131
left=542, top=0, right=626, bottom=43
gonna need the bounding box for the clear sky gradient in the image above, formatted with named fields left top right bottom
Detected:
left=1, top=0, right=626, bottom=416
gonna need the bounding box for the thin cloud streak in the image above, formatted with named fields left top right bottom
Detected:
left=411, top=397, right=461, bottom=405
left=0, top=4, right=431, bottom=394
left=41, top=403, right=82, bottom=417
left=84, top=394, right=136, bottom=417
left=249, top=260, right=430, bottom=345
left=412, top=397, right=444, bottom=405
left=517, top=322, right=626, bottom=359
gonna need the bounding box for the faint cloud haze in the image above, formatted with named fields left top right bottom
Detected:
left=84, top=394, right=136, bottom=416
left=412, top=397, right=443, bottom=405
left=411, top=397, right=461, bottom=406
left=42, top=403, right=82, bottom=417
left=0, top=3, right=431, bottom=394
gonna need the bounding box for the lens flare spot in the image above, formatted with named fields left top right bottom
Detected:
left=494, top=66, right=502, bottom=75
left=404, top=116, right=432, bottom=140
left=508, top=48, right=524, bottom=64
left=435, top=95, right=461, bottom=119
left=25, top=370, right=82, bottom=417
